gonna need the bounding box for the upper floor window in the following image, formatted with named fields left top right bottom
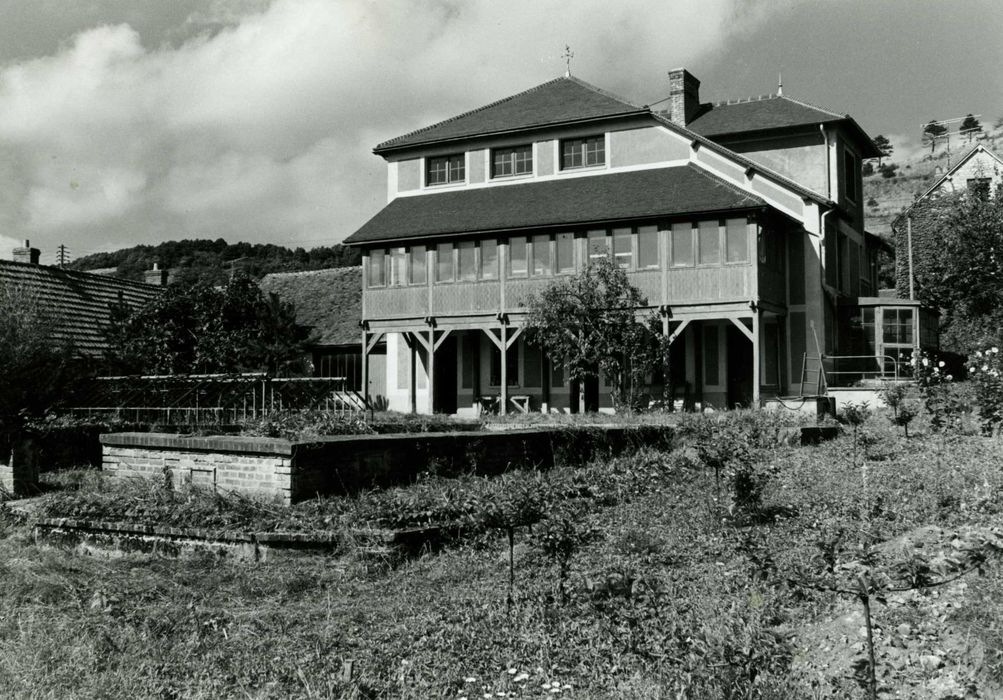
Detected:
left=561, top=135, right=604, bottom=170
left=637, top=226, right=659, bottom=270
left=968, top=177, right=991, bottom=200
left=844, top=150, right=858, bottom=202
left=491, top=145, right=533, bottom=178
left=612, top=228, right=632, bottom=269
left=410, top=245, right=427, bottom=285
left=555, top=232, right=575, bottom=273
left=427, top=154, right=465, bottom=186
left=367, top=249, right=386, bottom=287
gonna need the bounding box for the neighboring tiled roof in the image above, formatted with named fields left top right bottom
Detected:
left=0, top=261, right=161, bottom=357
left=374, top=76, right=647, bottom=153
left=687, top=95, right=882, bottom=158
left=259, top=267, right=361, bottom=347
left=344, top=165, right=764, bottom=245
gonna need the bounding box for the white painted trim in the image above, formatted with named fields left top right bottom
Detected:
left=394, top=158, right=690, bottom=197
left=387, top=161, right=398, bottom=203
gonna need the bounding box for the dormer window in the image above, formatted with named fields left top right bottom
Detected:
left=427, top=154, right=465, bottom=186
left=491, top=145, right=532, bottom=178
left=561, top=135, right=604, bottom=170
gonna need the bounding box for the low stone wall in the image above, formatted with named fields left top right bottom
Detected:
left=101, top=426, right=674, bottom=504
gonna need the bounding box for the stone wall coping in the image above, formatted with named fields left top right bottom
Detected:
left=100, top=432, right=295, bottom=455
left=100, top=425, right=656, bottom=456
left=35, top=517, right=343, bottom=545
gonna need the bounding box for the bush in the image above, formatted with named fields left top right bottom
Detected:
left=967, top=346, right=1003, bottom=435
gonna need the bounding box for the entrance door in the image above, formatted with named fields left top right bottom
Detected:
left=433, top=336, right=458, bottom=414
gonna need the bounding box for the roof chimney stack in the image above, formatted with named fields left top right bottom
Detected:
left=667, top=68, right=701, bottom=126
left=144, top=262, right=169, bottom=286
left=12, top=240, right=40, bottom=265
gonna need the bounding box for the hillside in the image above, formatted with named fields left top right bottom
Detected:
left=864, top=119, right=1003, bottom=237
left=67, top=239, right=361, bottom=285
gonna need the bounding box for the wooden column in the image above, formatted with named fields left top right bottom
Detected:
left=427, top=328, right=435, bottom=414
left=500, top=324, right=508, bottom=416
left=752, top=311, right=761, bottom=407
left=408, top=334, right=417, bottom=414
left=361, top=329, right=369, bottom=407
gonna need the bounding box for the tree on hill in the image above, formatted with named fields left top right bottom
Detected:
left=960, top=114, right=983, bottom=142
left=68, top=239, right=361, bottom=284
left=872, top=135, right=893, bottom=166
left=524, top=258, right=661, bottom=412
left=922, top=120, right=948, bottom=153
left=105, top=273, right=314, bottom=375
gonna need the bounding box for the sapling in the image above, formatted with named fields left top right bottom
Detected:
left=534, top=508, right=597, bottom=604
left=478, top=476, right=547, bottom=609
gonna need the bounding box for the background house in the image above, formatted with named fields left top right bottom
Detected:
left=259, top=266, right=386, bottom=403
left=344, top=69, right=926, bottom=415
left=893, top=144, right=1003, bottom=299
left=0, top=240, right=163, bottom=363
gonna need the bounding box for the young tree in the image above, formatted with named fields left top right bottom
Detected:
left=0, top=283, right=80, bottom=440
left=922, top=120, right=947, bottom=153
left=106, top=273, right=314, bottom=375
left=524, top=257, right=661, bottom=411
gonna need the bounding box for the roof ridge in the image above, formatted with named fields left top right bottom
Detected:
left=775, top=94, right=846, bottom=119
left=0, top=259, right=162, bottom=291
left=376, top=77, right=569, bottom=150
left=563, top=75, right=642, bottom=110
left=711, top=93, right=779, bottom=106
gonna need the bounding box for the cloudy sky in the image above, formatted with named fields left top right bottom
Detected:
left=0, top=0, right=1000, bottom=263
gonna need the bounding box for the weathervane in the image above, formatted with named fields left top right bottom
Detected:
left=563, top=45, right=574, bottom=77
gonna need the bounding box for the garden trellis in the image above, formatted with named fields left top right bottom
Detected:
left=63, top=373, right=367, bottom=425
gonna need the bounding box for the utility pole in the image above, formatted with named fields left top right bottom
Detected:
left=56, top=244, right=71, bottom=268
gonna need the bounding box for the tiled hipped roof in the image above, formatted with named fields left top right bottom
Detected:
left=345, top=165, right=764, bottom=245
left=0, top=260, right=162, bottom=357
left=686, top=95, right=882, bottom=158
left=374, top=77, right=647, bottom=153
left=259, top=267, right=361, bottom=347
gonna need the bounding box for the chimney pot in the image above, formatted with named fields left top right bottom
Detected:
left=666, top=68, right=701, bottom=126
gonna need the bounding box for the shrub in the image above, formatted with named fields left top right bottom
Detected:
left=966, top=346, right=1003, bottom=435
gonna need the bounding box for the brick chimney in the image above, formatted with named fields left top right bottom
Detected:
left=666, top=68, right=701, bottom=126
left=144, top=262, right=169, bottom=286
left=12, top=239, right=40, bottom=265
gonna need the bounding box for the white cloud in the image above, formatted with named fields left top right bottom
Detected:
left=0, top=0, right=809, bottom=256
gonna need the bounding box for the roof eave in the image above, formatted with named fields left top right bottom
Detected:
left=373, top=109, right=651, bottom=156
left=343, top=203, right=766, bottom=248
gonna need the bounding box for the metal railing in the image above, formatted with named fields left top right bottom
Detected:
left=824, top=354, right=907, bottom=388
left=62, top=373, right=368, bottom=425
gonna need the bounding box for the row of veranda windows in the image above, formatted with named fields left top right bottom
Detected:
left=366, top=218, right=752, bottom=287
left=425, top=136, right=607, bottom=186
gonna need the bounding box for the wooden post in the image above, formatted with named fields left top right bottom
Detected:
left=361, top=330, right=369, bottom=408
left=428, top=328, right=435, bottom=414
left=409, top=334, right=417, bottom=414
left=500, top=324, right=508, bottom=416
left=752, top=311, right=761, bottom=408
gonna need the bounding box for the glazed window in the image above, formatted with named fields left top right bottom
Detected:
left=612, top=228, right=632, bottom=269
left=637, top=226, right=659, bottom=269
left=532, top=235, right=552, bottom=276
left=587, top=230, right=608, bottom=263
left=698, top=220, right=720, bottom=265
left=671, top=223, right=693, bottom=267
left=409, top=245, right=427, bottom=285
left=367, top=249, right=386, bottom=287
left=480, top=240, right=498, bottom=280
left=457, top=241, right=477, bottom=281
left=427, top=154, right=465, bottom=186
left=561, top=135, right=604, bottom=169
left=436, top=243, right=453, bottom=283
left=555, top=232, right=575, bottom=273
left=725, top=219, right=748, bottom=263
left=508, top=237, right=528, bottom=278
left=491, top=145, right=533, bottom=178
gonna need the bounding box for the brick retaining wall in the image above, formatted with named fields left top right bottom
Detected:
left=101, top=426, right=674, bottom=504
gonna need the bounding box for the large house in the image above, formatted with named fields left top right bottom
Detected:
left=344, top=69, right=926, bottom=414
